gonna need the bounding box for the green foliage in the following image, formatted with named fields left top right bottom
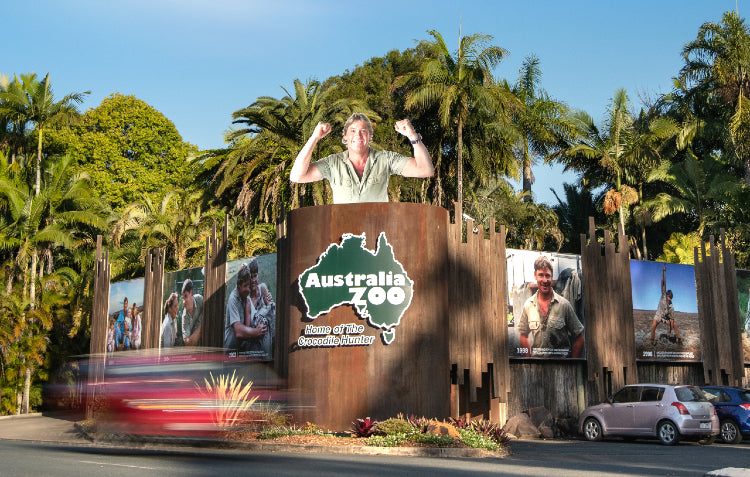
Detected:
left=365, top=432, right=410, bottom=447
left=258, top=423, right=334, bottom=439
left=60, top=93, right=196, bottom=211
left=457, top=428, right=500, bottom=451
left=406, top=414, right=431, bottom=433
left=657, top=232, right=704, bottom=264
left=400, top=29, right=509, bottom=206
left=374, top=417, right=413, bottom=435
left=412, top=433, right=456, bottom=446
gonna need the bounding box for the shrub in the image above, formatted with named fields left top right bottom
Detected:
left=407, top=414, right=430, bottom=433
left=412, top=433, right=456, bottom=446
left=375, top=417, right=413, bottom=436
left=243, top=398, right=291, bottom=429
left=197, top=371, right=258, bottom=428
left=458, top=428, right=500, bottom=451
left=258, top=423, right=334, bottom=440
left=366, top=432, right=410, bottom=447
left=469, top=419, right=511, bottom=447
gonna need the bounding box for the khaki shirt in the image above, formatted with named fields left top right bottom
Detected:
left=313, top=149, right=409, bottom=204
left=181, top=294, right=203, bottom=342
left=653, top=293, right=674, bottom=322
left=518, top=291, right=584, bottom=357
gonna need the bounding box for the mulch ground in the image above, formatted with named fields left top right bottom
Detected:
left=224, top=431, right=470, bottom=448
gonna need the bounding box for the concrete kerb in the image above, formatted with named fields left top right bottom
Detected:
left=0, top=414, right=507, bottom=459
left=83, top=432, right=508, bottom=458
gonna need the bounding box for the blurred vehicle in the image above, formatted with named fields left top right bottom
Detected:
left=579, top=384, right=718, bottom=445
left=700, top=385, right=750, bottom=444
left=87, top=347, right=290, bottom=437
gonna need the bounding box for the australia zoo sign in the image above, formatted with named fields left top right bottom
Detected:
left=297, top=232, right=413, bottom=346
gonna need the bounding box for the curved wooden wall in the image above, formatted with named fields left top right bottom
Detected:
left=282, top=203, right=450, bottom=430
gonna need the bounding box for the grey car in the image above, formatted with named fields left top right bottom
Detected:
left=579, top=384, right=719, bottom=445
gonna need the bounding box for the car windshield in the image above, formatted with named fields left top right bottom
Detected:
left=675, top=386, right=707, bottom=402
left=740, top=389, right=750, bottom=402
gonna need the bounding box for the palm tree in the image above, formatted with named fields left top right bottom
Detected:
left=643, top=148, right=744, bottom=237
left=551, top=182, right=604, bottom=254
left=0, top=73, right=88, bottom=195
left=557, top=89, right=676, bottom=244
left=227, top=218, right=277, bottom=260
left=680, top=10, right=750, bottom=184
left=463, top=176, right=562, bottom=250
left=658, top=232, right=705, bottom=264
left=115, top=188, right=219, bottom=270
left=504, top=55, right=577, bottom=200
left=400, top=29, right=508, bottom=206
left=0, top=154, right=107, bottom=307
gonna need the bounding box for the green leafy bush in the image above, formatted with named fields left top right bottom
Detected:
left=375, top=418, right=413, bottom=435
left=366, top=432, right=411, bottom=447
left=458, top=428, right=499, bottom=451
left=412, top=433, right=456, bottom=446
left=258, top=424, right=334, bottom=440
left=407, top=414, right=430, bottom=433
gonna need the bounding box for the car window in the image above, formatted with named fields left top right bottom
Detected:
left=739, top=390, right=750, bottom=402
left=719, top=390, right=733, bottom=402
left=675, top=386, right=707, bottom=402
left=612, top=386, right=640, bottom=403
left=640, top=387, right=664, bottom=402
left=702, top=388, right=721, bottom=402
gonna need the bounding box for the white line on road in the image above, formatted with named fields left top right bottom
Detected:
left=79, top=460, right=157, bottom=470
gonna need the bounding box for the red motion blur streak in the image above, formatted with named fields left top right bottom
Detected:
left=90, top=347, right=290, bottom=437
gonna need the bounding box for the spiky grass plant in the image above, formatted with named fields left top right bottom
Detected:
left=198, top=371, right=258, bottom=428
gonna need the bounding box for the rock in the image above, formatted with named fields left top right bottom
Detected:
left=539, top=423, right=555, bottom=439
left=426, top=421, right=461, bottom=439
left=503, top=413, right=541, bottom=439
left=527, top=406, right=554, bottom=428
left=554, top=417, right=579, bottom=438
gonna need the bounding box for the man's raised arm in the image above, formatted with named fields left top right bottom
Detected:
left=290, top=122, right=330, bottom=183
left=661, top=264, right=667, bottom=295
left=394, top=118, right=434, bottom=178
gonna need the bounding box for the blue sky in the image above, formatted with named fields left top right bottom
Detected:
left=2, top=0, right=740, bottom=205
left=630, top=261, right=698, bottom=313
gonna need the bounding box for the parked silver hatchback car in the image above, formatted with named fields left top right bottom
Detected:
left=579, top=384, right=719, bottom=445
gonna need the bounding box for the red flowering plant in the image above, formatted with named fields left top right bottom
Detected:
left=351, top=417, right=379, bottom=437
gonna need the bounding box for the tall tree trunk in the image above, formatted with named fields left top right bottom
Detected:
left=36, top=128, right=43, bottom=196
left=432, top=141, right=444, bottom=208
left=29, top=250, right=38, bottom=310
left=22, top=365, right=31, bottom=414
left=6, top=268, right=14, bottom=296
left=457, top=117, right=464, bottom=207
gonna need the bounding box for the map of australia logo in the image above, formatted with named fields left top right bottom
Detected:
left=298, top=232, right=413, bottom=345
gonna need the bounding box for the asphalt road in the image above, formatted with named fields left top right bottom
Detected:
left=1, top=436, right=749, bottom=477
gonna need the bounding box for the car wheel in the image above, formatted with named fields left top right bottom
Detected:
left=719, top=419, right=742, bottom=444
left=583, top=417, right=603, bottom=441
left=657, top=420, right=680, bottom=445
